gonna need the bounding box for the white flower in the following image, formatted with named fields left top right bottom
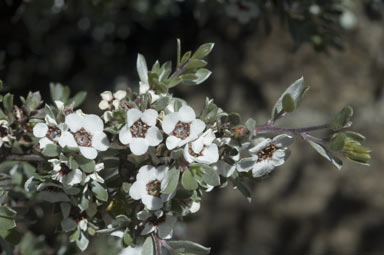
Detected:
left=129, top=165, right=171, bottom=211
left=82, top=163, right=105, bottom=184
left=98, top=90, right=127, bottom=111
left=33, top=115, right=69, bottom=149
left=49, top=154, right=84, bottom=186
left=63, top=113, right=110, bottom=160
left=237, top=134, right=293, bottom=177
left=119, top=108, right=163, bottom=155
left=0, top=120, right=13, bottom=148
left=183, top=129, right=219, bottom=164
left=162, top=105, right=205, bottom=150
left=137, top=210, right=177, bottom=239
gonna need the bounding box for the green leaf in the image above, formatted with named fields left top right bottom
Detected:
left=308, top=140, right=343, bottom=170
left=231, top=178, right=252, bottom=203
left=192, top=164, right=220, bottom=187
left=192, top=68, right=212, bottom=85
left=0, top=206, right=16, bottom=231
left=75, top=155, right=96, bottom=173
left=168, top=240, right=211, bottom=255
left=271, top=77, right=309, bottom=119
left=181, top=170, right=198, bottom=190
left=24, top=91, right=42, bottom=112
left=329, top=133, right=346, bottom=152
left=245, top=118, right=257, bottom=133
left=192, top=43, right=215, bottom=60
left=44, top=104, right=56, bottom=120
left=69, top=229, right=81, bottom=242
left=344, top=131, right=366, bottom=143
left=153, top=96, right=171, bottom=111
left=0, top=80, right=3, bottom=91
left=42, top=144, right=60, bottom=157
left=68, top=156, right=79, bottom=170
left=180, top=51, right=191, bottom=66
left=137, top=54, right=149, bottom=84
left=282, top=93, right=295, bottom=112
left=61, top=218, right=77, bottom=232
left=50, top=83, right=65, bottom=102
left=166, top=77, right=183, bottom=88
left=3, top=93, right=14, bottom=114
left=187, top=59, right=207, bottom=69
left=91, top=181, right=108, bottom=202
left=141, top=236, right=154, bottom=255
left=331, top=106, right=353, bottom=131
left=161, top=167, right=180, bottom=195
left=123, top=229, right=135, bottom=247
left=68, top=91, right=87, bottom=108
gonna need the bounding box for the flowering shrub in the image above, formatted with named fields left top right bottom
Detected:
left=0, top=41, right=370, bottom=255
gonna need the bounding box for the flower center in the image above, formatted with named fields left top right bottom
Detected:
left=69, top=206, right=87, bottom=223
left=172, top=121, right=190, bottom=139
left=188, top=143, right=205, bottom=157
left=146, top=180, right=161, bottom=197
left=130, top=120, right=148, bottom=138
left=147, top=214, right=166, bottom=226
left=46, top=126, right=62, bottom=141
left=257, top=144, right=277, bottom=162
left=0, top=126, right=8, bottom=138
left=74, top=128, right=92, bottom=147
left=59, top=163, right=72, bottom=176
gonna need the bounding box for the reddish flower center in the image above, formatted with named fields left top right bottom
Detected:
left=130, top=120, right=148, bottom=138
left=257, top=144, right=277, bottom=162
left=74, top=128, right=92, bottom=147
left=172, top=121, right=190, bottom=139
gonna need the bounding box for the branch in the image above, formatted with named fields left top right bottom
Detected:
left=169, top=59, right=192, bottom=80
left=254, top=123, right=330, bottom=136
left=5, top=154, right=45, bottom=162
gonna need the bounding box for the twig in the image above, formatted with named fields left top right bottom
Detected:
left=169, top=59, right=192, bottom=80
left=5, top=154, right=45, bottom=162
left=254, top=123, right=330, bottom=136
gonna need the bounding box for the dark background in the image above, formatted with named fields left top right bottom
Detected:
left=1, top=0, right=384, bottom=254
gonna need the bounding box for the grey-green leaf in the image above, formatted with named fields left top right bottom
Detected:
left=141, top=236, right=154, bottom=255
left=282, top=93, right=295, bottom=112
left=181, top=170, right=198, bottom=190
left=193, top=68, right=212, bottom=85
left=161, top=167, right=180, bottom=195
left=168, top=240, right=211, bottom=255
left=75, top=155, right=96, bottom=173
left=200, top=165, right=220, bottom=187
left=42, top=144, right=60, bottom=157
left=271, top=77, right=309, bottom=119
left=91, top=181, right=108, bottom=202
left=76, top=232, right=89, bottom=252
left=308, top=140, right=343, bottom=170
left=137, top=54, right=149, bottom=84
left=3, top=93, right=14, bottom=114
left=192, top=43, right=215, bottom=60
left=0, top=206, right=16, bottom=231
left=68, top=91, right=87, bottom=108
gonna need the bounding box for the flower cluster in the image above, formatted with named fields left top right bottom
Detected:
left=0, top=42, right=370, bottom=254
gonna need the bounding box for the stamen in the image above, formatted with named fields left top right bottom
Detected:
left=46, top=126, right=62, bottom=141
left=147, top=214, right=166, bottom=226
left=257, top=144, right=277, bottom=162
left=172, top=121, right=190, bottom=139
left=146, top=180, right=161, bottom=197
left=130, top=120, right=148, bottom=138
left=74, top=128, right=92, bottom=147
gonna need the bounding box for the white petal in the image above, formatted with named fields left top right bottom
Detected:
left=39, top=137, right=54, bottom=149
left=191, top=137, right=204, bottom=154
left=114, top=90, right=127, bottom=100
left=80, top=146, right=98, bottom=159
left=83, top=114, right=104, bottom=133
left=273, top=134, right=293, bottom=148
left=130, top=138, right=149, bottom=155
left=178, top=106, right=195, bottom=122
left=249, top=138, right=271, bottom=154
left=98, top=100, right=110, bottom=110
left=100, top=91, right=113, bottom=101
left=129, top=181, right=145, bottom=200
left=33, top=123, right=48, bottom=138
left=54, top=100, right=64, bottom=110
left=59, top=131, right=78, bottom=148
left=139, top=81, right=150, bottom=94
left=142, top=195, right=163, bottom=211
left=92, top=132, right=109, bottom=151
left=202, top=129, right=215, bottom=145
left=112, top=99, right=120, bottom=110
left=162, top=113, right=179, bottom=134
left=141, top=109, right=158, bottom=126
left=183, top=145, right=195, bottom=163
left=272, top=150, right=286, bottom=166
left=145, top=127, right=163, bottom=146
left=119, top=125, right=132, bottom=145
left=45, top=115, right=57, bottom=126
left=65, top=113, right=83, bottom=132
left=252, top=161, right=273, bottom=177
left=64, top=169, right=83, bottom=186
left=166, top=136, right=181, bottom=150
left=127, top=109, right=142, bottom=127
left=190, top=119, right=206, bottom=137
left=197, top=144, right=219, bottom=164
left=237, top=157, right=256, bottom=172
